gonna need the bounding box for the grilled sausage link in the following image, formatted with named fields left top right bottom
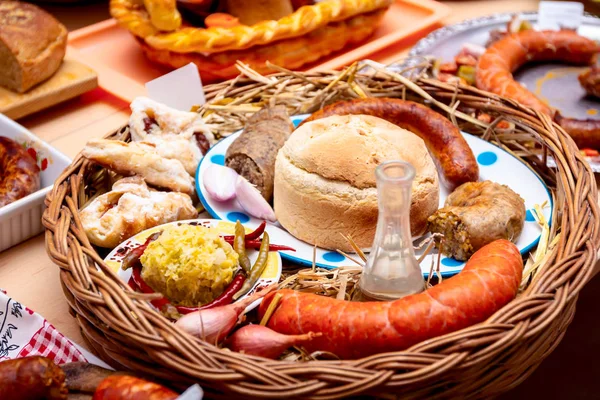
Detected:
left=0, top=136, right=40, bottom=207
left=300, top=98, right=479, bottom=189
left=0, top=356, right=67, bottom=400
left=555, top=113, right=600, bottom=150
left=92, top=375, right=179, bottom=400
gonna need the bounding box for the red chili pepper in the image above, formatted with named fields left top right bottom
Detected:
left=122, top=232, right=162, bottom=270
left=127, top=277, right=137, bottom=291
left=582, top=148, right=599, bottom=157
left=131, top=265, right=170, bottom=309
left=439, top=61, right=458, bottom=74
left=130, top=265, right=246, bottom=314
left=222, top=221, right=266, bottom=242
left=175, top=273, right=247, bottom=314
left=244, top=240, right=296, bottom=252
left=222, top=237, right=295, bottom=252
left=245, top=221, right=267, bottom=240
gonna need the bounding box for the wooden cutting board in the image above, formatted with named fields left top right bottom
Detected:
left=0, top=59, right=98, bottom=120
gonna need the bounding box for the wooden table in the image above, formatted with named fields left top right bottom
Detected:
left=1, top=1, right=598, bottom=398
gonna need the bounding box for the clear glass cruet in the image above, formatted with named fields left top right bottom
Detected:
left=359, top=161, right=425, bottom=300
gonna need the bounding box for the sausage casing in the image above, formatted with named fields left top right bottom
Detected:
left=555, top=113, right=600, bottom=150
left=476, top=30, right=599, bottom=117
left=258, top=239, right=523, bottom=359
left=0, top=136, right=41, bottom=207
left=92, top=375, right=178, bottom=400
left=300, top=98, right=479, bottom=189
left=0, top=356, right=67, bottom=400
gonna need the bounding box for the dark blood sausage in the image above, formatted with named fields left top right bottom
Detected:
left=92, top=375, right=178, bottom=400
left=0, top=136, right=40, bottom=207
left=555, top=112, right=600, bottom=150
left=258, top=240, right=523, bottom=360
left=299, top=98, right=479, bottom=189
left=0, top=356, right=68, bottom=400
left=62, top=362, right=131, bottom=393
left=225, top=105, right=294, bottom=201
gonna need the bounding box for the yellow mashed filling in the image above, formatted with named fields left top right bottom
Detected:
left=140, top=224, right=239, bottom=307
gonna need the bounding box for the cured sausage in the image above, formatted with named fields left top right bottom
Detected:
left=226, top=105, right=293, bottom=201
left=555, top=112, right=600, bottom=150
left=476, top=30, right=599, bottom=117
left=299, top=98, right=479, bottom=189
left=258, top=239, right=523, bottom=359
left=0, top=356, right=67, bottom=400
left=93, top=375, right=178, bottom=400
left=0, top=136, right=40, bottom=207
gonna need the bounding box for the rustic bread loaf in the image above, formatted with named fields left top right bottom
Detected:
left=274, top=114, right=440, bottom=252
left=0, top=1, right=67, bottom=93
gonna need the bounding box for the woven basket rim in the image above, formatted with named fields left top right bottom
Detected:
left=43, top=68, right=600, bottom=399
left=109, top=0, right=392, bottom=53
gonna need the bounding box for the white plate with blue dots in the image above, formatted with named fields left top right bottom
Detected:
left=197, top=114, right=552, bottom=277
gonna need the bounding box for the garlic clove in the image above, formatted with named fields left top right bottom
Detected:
left=203, top=164, right=238, bottom=202
left=235, top=176, right=277, bottom=222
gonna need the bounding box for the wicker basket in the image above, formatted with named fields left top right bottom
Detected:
left=43, top=66, right=599, bottom=399
left=109, top=0, right=391, bottom=82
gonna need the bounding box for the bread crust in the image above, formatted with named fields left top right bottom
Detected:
left=0, top=1, right=67, bottom=92
left=274, top=115, right=440, bottom=252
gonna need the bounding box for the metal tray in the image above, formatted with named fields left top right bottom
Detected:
left=408, top=12, right=600, bottom=172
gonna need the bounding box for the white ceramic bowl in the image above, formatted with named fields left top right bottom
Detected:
left=0, top=114, right=71, bottom=252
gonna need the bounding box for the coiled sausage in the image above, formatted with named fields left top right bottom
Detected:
left=476, top=29, right=600, bottom=149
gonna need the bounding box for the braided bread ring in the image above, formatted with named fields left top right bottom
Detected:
left=139, top=10, right=385, bottom=83
left=110, top=0, right=392, bottom=53
left=143, top=0, right=181, bottom=31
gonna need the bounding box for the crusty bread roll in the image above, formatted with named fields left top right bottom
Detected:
left=274, top=114, right=440, bottom=252
left=0, top=1, right=67, bottom=93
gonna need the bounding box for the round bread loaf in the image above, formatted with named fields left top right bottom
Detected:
left=274, top=114, right=440, bottom=252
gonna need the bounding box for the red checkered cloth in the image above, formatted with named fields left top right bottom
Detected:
left=18, top=321, right=87, bottom=364
left=0, top=290, right=88, bottom=365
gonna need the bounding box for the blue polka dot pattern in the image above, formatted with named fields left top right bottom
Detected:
left=441, top=257, right=464, bottom=268
left=211, top=154, right=225, bottom=165
left=322, top=251, right=345, bottom=262
left=227, top=212, right=250, bottom=223
left=477, top=151, right=498, bottom=166
left=525, top=209, right=536, bottom=222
